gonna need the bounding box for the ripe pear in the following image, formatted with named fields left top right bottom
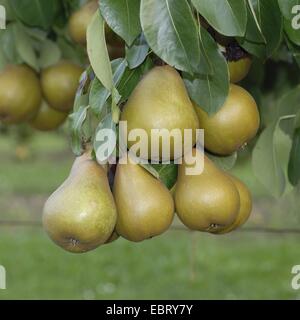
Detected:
left=121, top=66, right=199, bottom=161
left=41, top=61, right=83, bottom=112
left=68, top=0, right=98, bottom=45
left=30, top=101, right=68, bottom=131
left=228, top=57, right=252, bottom=83
left=175, top=149, right=240, bottom=232
left=113, top=156, right=174, bottom=242
left=213, top=174, right=252, bottom=234
left=105, top=230, right=119, bottom=244
left=194, top=84, right=260, bottom=155
left=0, top=64, right=42, bottom=124
left=43, top=152, right=117, bottom=253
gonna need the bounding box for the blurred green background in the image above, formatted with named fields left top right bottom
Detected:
left=0, top=131, right=300, bottom=300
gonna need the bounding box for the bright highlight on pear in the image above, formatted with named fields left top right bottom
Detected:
left=121, top=66, right=199, bottom=161
left=43, top=152, right=117, bottom=253
left=113, top=155, right=175, bottom=242
left=175, top=149, right=240, bottom=232
left=194, top=84, right=260, bottom=155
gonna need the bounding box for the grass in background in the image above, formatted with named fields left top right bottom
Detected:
left=0, top=132, right=300, bottom=299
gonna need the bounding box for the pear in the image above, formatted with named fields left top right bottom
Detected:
left=0, top=64, right=42, bottom=124
left=213, top=174, right=252, bottom=234
left=41, top=61, right=83, bottom=112
left=30, top=101, right=68, bottom=131
left=68, top=0, right=99, bottom=45
left=121, top=66, right=199, bottom=161
left=113, top=156, right=174, bottom=242
left=194, top=84, right=260, bottom=155
left=43, top=152, right=117, bottom=253
left=175, top=149, right=240, bottom=232
left=105, top=230, right=119, bottom=244
left=228, top=57, right=252, bottom=83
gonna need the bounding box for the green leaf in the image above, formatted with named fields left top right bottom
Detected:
left=10, top=0, right=61, bottom=30
left=38, top=39, right=61, bottom=69
left=183, top=28, right=229, bottom=115
left=207, top=152, right=238, bottom=171
left=100, top=0, right=141, bottom=46
left=276, top=86, right=300, bottom=136
left=89, top=58, right=127, bottom=114
left=126, top=33, right=149, bottom=69
left=192, top=0, right=247, bottom=37
left=252, top=120, right=286, bottom=197
left=69, top=106, right=89, bottom=156
left=277, top=86, right=300, bottom=118
left=94, top=112, right=117, bottom=164
left=151, top=163, right=178, bottom=189
left=288, top=127, right=300, bottom=186
left=90, top=78, right=111, bottom=114
left=139, top=163, right=160, bottom=180
left=0, top=24, right=21, bottom=64
left=111, top=87, right=121, bottom=123
left=87, top=11, right=113, bottom=90
left=111, top=58, right=128, bottom=85
left=57, top=36, right=86, bottom=65
left=285, top=36, right=300, bottom=68
left=73, top=68, right=91, bottom=111
left=117, top=57, right=153, bottom=102
left=238, top=0, right=283, bottom=59
left=12, top=23, right=38, bottom=71
left=140, top=0, right=201, bottom=74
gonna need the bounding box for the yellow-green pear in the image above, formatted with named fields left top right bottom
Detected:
left=228, top=57, right=252, bottom=83
left=213, top=174, right=252, bottom=234
left=194, top=84, right=260, bottom=155
left=41, top=61, right=84, bottom=112
left=121, top=66, right=199, bottom=161
left=43, top=152, right=117, bottom=253
left=175, top=149, right=240, bottom=232
left=105, top=230, right=119, bottom=244
left=0, top=64, right=42, bottom=124
left=30, top=101, right=68, bottom=131
left=113, top=156, right=174, bottom=242
left=68, top=0, right=99, bottom=45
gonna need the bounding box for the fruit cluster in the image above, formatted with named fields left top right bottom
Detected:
left=43, top=63, right=260, bottom=253
left=0, top=0, right=123, bottom=132
left=0, top=61, right=83, bottom=131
